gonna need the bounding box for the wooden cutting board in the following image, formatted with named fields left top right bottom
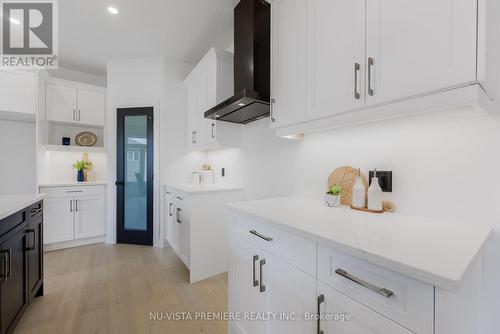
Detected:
left=327, top=166, right=368, bottom=206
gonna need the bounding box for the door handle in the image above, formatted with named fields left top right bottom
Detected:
left=115, top=181, right=124, bottom=186
left=259, top=259, right=266, bottom=293
left=73, top=109, right=76, bottom=121
left=252, top=255, right=259, bottom=287
left=70, top=199, right=73, bottom=212
left=193, top=131, right=197, bottom=144
left=249, top=230, right=273, bottom=242
left=270, top=99, right=276, bottom=122
left=368, top=57, right=375, bottom=96
left=354, top=62, right=361, bottom=99
left=25, top=229, right=36, bottom=251
left=75, top=200, right=78, bottom=212
left=211, top=123, right=215, bottom=139
left=317, top=294, right=325, bottom=334
left=78, top=110, right=81, bottom=122
left=0, top=250, right=11, bottom=283
left=335, top=268, right=394, bottom=298
left=176, top=208, right=182, bottom=223
left=168, top=203, right=173, bottom=216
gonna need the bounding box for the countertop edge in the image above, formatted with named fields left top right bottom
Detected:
left=0, top=194, right=47, bottom=221
left=226, top=203, right=491, bottom=292
left=39, top=182, right=108, bottom=188
left=167, top=184, right=245, bottom=195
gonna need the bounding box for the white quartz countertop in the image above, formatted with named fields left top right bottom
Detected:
left=167, top=183, right=244, bottom=195
left=0, top=194, right=47, bottom=221
left=226, top=197, right=493, bottom=292
left=39, top=181, right=107, bottom=188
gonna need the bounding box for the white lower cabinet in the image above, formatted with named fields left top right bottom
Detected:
left=40, top=185, right=106, bottom=249
left=165, top=186, right=245, bottom=283
left=74, top=195, right=106, bottom=239
left=44, top=197, right=75, bottom=244
left=229, top=234, right=316, bottom=334
left=317, top=282, right=413, bottom=334
left=229, top=214, right=436, bottom=334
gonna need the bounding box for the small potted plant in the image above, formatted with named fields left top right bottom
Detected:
left=325, top=185, right=342, bottom=207
left=72, top=160, right=93, bottom=182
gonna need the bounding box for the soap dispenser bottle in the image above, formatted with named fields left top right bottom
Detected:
left=352, top=168, right=366, bottom=208
left=368, top=169, right=383, bottom=211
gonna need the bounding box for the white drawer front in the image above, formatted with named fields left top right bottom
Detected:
left=40, top=186, right=105, bottom=198
left=318, top=244, right=434, bottom=334
left=230, top=214, right=316, bottom=277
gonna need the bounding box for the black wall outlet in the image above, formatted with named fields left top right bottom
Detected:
left=368, top=171, right=392, bottom=192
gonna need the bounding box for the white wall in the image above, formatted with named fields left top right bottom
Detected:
left=47, top=67, right=107, bottom=87
left=38, top=151, right=107, bottom=184
left=206, top=106, right=500, bottom=334
left=106, top=56, right=206, bottom=246
left=0, top=120, right=36, bottom=194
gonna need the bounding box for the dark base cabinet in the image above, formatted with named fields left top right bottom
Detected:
left=0, top=200, right=44, bottom=334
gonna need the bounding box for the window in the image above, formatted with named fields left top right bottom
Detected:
left=127, top=151, right=140, bottom=161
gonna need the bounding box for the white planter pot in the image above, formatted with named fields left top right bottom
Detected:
left=325, top=194, right=341, bottom=207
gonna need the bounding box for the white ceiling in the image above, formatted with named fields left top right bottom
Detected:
left=58, top=0, right=237, bottom=76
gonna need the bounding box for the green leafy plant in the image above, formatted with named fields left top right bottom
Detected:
left=72, top=160, right=93, bottom=171
left=326, top=185, right=342, bottom=196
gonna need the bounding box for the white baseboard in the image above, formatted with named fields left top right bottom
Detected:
left=44, top=235, right=106, bottom=252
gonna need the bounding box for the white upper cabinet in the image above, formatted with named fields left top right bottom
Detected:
left=77, top=89, right=105, bottom=126
left=46, top=81, right=106, bottom=127
left=271, top=0, right=483, bottom=134
left=365, top=0, right=477, bottom=105
left=307, top=0, right=366, bottom=120
left=0, top=70, right=36, bottom=119
left=184, top=47, right=241, bottom=151
left=46, top=83, right=78, bottom=123
left=270, top=0, right=307, bottom=128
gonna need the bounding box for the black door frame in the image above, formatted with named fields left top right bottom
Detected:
left=116, top=107, right=154, bottom=245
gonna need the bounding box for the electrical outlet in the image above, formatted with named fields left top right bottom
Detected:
left=369, top=171, right=392, bottom=192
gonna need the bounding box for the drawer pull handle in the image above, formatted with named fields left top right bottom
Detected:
left=259, top=259, right=266, bottom=293
left=252, top=255, right=259, bottom=287
left=176, top=208, right=182, bottom=223
left=335, top=268, right=394, bottom=298
left=66, top=190, right=83, bottom=193
left=249, top=230, right=273, bottom=242
left=176, top=196, right=184, bottom=200
left=317, top=294, right=324, bottom=334
left=25, top=229, right=36, bottom=251
left=30, top=208, right=42, bottom=215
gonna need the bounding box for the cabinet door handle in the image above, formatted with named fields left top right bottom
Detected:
left=252, top=255, right=259, bottom=287
left=0, top=250, right=11, bottom=283
left=259, top=259, right=266, bottom=292
left=176, top=208, right=182, bottom=223
left=25, top=229, right=36, bottom=251
left=249, top=230, right=273, bottom=242
left=354, top=62, right=361, bottom=99
left=75, top=199, right=78, bottom=212
left=335, top=268, right=394, bottom=298
left=176, top=196, right=184, bottom=201
left=73, top=109, right=76, bottom=121
left=78, top=110, right=81, bottom=122
left=168, top=203, right=173, bottom=216
left=191, top=131, right=195, bottom=144
left=30, top=208, right=42, bottom=216
left=317, top=294, right=325, bottom=334
left=211, top=123, right=215, bottom=139
left=270, top=99, right=276, bottom=122
left=368, top=57, right=375, bottom=96
left=70, top=199, right=73, bottom=212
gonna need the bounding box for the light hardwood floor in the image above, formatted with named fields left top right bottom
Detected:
left=14, top=243, right=228, bottom=334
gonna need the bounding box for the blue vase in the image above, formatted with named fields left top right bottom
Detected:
left=77, top=170, right=84, bottom=182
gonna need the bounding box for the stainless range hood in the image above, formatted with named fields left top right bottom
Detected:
left=204, top=0, right=270, bottom=124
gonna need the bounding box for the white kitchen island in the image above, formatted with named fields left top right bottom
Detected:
left=226, top=197, right=492, bottom=334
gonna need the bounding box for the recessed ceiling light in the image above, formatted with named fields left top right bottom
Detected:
left=237, top=103, right=246, bottom=106
left=107, top=6, right=119, bottom=15
left=9, top=17, right=20, bottom=25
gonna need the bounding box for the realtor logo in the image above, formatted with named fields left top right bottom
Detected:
left=1, top=0, right=58, bottom=68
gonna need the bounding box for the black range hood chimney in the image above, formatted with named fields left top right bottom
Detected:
left=204, top=0, right=270, bottom=124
